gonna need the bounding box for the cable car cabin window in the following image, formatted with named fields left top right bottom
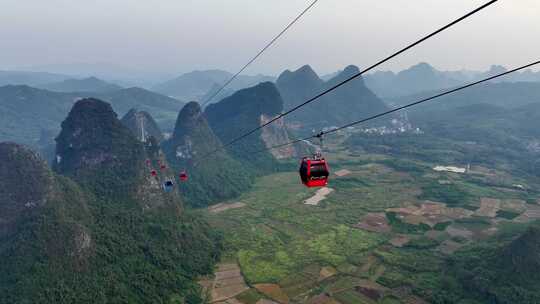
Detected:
left=310, top=164, right=328, bottom=179
left=299, top=162, right=309, bottom=182
left=163, top=180, right=174, bottom=192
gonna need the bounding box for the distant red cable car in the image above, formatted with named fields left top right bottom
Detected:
left=145, top=159, right=151, bottom=166
left=160, top=164, right=166, bottom=170
left=299, top=156, right=329, bottom=188
left=179, top=171, right=188, bottom=182
left=151, top=170, right=157, bottom=177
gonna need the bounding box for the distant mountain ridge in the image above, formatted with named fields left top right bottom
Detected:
left=153, top=69, right=275, bottom=102
left=38, top=76, right=122, bottom=93
left=0, top=70, right=70, bottom=87
left=364, top=62, right=540, bottom=98
left=0, top=85, right=183, bottom=148
left=276, top=65, right=389, bottom=129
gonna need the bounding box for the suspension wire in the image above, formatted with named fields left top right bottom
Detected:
left=199, top=0, right=320, bottom=108
left=197, top=0, right=499, bottom=161
left=247, top=60, right=540, bottom=155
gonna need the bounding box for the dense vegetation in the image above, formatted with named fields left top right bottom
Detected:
left=0, top=175, right=223, bottom=304
left=276, top=65, right=389, bottom=129
left=205, top=82, right=283, bottom=173
left=0, top=85, right=183, bottom=149
left=432, top=222, right=540, bottom=303
left=347, top=102, right=540, bottom=183
left=0, top=99, right=222, bottom=303
left=163, top=102, right=254, bottom=207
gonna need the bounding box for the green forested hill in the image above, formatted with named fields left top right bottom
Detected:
left=388, top=81, right=540, bottom=109
left=163, top=102, right=254, bottom=207
left=38, top=76, right=122, bottom=93
left=0, top=85, right=183, bottom=148
left=276, top=65, right=389, bottom=129
left=121, top=109, right=164, bottom=143
left=205, top=82, right=283, bottom=172
left=0, top=99, right=222, bottom=303
left=445, top=222, right=540, bottom=303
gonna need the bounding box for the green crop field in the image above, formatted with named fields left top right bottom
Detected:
left=204, top=137, right=540, bottom=303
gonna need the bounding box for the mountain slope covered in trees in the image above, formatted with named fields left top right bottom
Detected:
left=276, top=65, right=389, bottom=129
left=163, top=102, right=254, bottom=207
left=0, top=99, right=221, bottom=303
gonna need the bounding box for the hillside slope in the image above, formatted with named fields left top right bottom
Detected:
left=276, top=65, right=389, bottom=129
left=163, top=102, right=253, bottom=207
left=39, top=76, right=122, bottom=93
left=0, top=99, right=222, bottom=303
left=205, top=82, right=300, bottom=172
left=121, top=109, right=164, bottom=142
left=153, top=69, right=274, bottom=101
left=0, top=85, right=183, bottom=147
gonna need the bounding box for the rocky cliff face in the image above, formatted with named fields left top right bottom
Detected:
left=54, top=98, right=181, bottom=210
left=163, top=102, right=253, bottom=207
left=205, top=82, right=302, bottom=170
left=260, top=114, right=298, bottom=159
left=121, top=109, right=164, bottom=142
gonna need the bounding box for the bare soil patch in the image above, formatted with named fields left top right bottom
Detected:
left=355, top=213, right=391, bottom=233
left=334, top=169, right=351, bottom=177
left=304, top=187, right=334, bottom=206
left=475, top=198, right=501, bottom=218
left=253, top=284, right=289, bottom=304
left=354, top=280, right=388, bottom=301
left=209, top=202, right=247, bottom=214
left=387, top=201, right=473, bottom=226
left=210, top=263, right=249, bottom=303
left=319, top=266, right=338, bottom=281
left=445, top=226, right=473, bottom=239
left=389, top=235, right=411, bottom=247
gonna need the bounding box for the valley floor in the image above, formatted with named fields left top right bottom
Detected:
left=202, top=143, right=540, bottom=304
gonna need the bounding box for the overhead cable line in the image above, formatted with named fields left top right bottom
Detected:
left=199, top=0, right=499, bottom=160
left=248, top=60, right=540, bottom=155
left=200, top=0, right=320, bottom=108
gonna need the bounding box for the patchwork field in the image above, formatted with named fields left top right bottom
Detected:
left=204, top=144, right=540, bottom=303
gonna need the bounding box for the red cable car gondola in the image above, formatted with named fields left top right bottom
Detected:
left=179, top=171, right=188, bottom=182
left=299, top=155, right=329, bottom=188
left=151, top=170, right=157, bottom=177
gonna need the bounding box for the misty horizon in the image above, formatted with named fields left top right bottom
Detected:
left=2, top=0, right=539, bottom=78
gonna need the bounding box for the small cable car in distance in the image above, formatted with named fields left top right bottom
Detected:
left=151, top=170, right=157, bottom=177
left=162, top=180, right=175, bottom=192
left=299, top=133, right=330, bottom=188
left=179, top=171, right=188, bottom=182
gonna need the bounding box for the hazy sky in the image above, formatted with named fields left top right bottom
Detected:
left=1, top=0, right=539, bottom=76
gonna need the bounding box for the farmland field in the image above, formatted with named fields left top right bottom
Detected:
left=203, top=139, right=540, bottom=303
